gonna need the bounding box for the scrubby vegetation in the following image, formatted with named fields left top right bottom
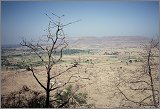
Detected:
left=1, top=85, right=92, bottom=108
left=63, top=49, right=88, bottom=55
left=1, top=85, right=46, bottom=108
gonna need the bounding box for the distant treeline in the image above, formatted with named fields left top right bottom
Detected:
left=62, top=49, right=88, bottom=55
left=1, top=49, right=89, bottom=69
left=2, top=48, right=88, bottom=56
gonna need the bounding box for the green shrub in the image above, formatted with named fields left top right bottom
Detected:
left=54, top=85, right=92, bottom=108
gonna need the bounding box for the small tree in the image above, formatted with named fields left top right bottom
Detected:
left=142, top=39, right=159, bottom=107
left=111, top=38, right=159, bottom=108
left=20, top=13, right=81, bottom=107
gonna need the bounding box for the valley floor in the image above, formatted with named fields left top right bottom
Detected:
left=2, top=52, right=154, bottom=108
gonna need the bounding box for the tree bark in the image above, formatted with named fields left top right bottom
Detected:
left=147, top=49, right=158, bottom=108
left=46, top=68, right=51, bottom=108
left=46, top=89, right=50, bottom=108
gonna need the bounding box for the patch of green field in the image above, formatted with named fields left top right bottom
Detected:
left=1, top=48, right=90, bottom=69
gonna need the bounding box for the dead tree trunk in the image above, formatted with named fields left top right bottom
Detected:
left=20, top=13, right=81, bottom=108
left=112, top=38, right=159, bottom=108
left=46, top=68, right=51, bottom=107
left=147, top=41, right=158, bottom=108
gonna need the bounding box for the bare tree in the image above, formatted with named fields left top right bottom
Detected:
left=142, top=39, right=159, bottom=107
left=111, top=38, right=159, bottom=108
left=20, top=13, right=82, bottom=107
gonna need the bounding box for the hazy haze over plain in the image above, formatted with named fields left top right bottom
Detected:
left=1, top=1, right=159, bottom=45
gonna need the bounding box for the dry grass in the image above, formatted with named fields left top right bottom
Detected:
left=1, top=47, right=159, bottom=108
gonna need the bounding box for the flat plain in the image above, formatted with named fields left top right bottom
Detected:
left=1, top=36, right=159, bottom=108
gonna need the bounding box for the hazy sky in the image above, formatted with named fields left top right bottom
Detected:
left=1, top=1, right=159, bottom=45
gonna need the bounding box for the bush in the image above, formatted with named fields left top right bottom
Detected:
left=1, top=85, right=93, bottom=108
left=54, top=85, right=91, bottom=108
left=1, top=85, right=46, bottom=108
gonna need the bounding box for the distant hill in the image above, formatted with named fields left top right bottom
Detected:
left=66, top=36, right=150, bottom=49
left=2, top=44, right=22, bottom=49
left=2, top=36, right=150, bottom=49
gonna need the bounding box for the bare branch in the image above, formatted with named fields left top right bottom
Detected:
left=20, top=40, right=48, bottom=69
left=139, top=95, right=153, bottom=105
left=52, top=13, right=61, bottom=18
left=63, top=19, right=82, bottom=27
left=50, top=75, right=75, bottom=91
left=50, top=65, right=75, bottom=80
left=30, top=67, right=47, bottom=90
left=130, top=81, right=151, bottom=86
left=37, top=43, right=45, bottom=51
left=116, top=86, right=140, bottom=104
